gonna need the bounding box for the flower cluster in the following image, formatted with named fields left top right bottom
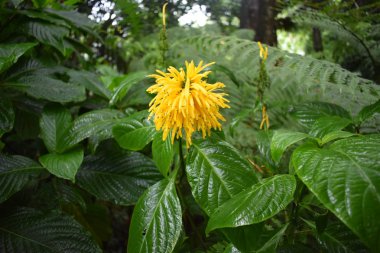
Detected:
left=147, top=61, right=230, bottom=147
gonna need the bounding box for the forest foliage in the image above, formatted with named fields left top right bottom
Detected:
left=0, top=0, right=380, bottom=252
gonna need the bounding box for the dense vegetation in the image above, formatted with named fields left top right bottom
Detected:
left=0, top=0, right=379, bottom=252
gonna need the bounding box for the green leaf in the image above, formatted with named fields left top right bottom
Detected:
left=223, top=224, right=265, bottom=252
left=0, top=99, right=15, bottom=137
left=206, top=175, right=296, bottom=233
left=76, top=148, right=162, bottom=205
left=113, top=118, right=157, bottom=151
left=32, top=0, right=48, bottom=8
left=23, top=21, right=70, bottom=54
left=303, top=219, right=367, bottom=252
left=358, top=99, right=380, bottom=123
left=270, top=130, right=310, bottom=163
left=291, top=102, right=351, bottom=129
left=309, top=116, right=352, bottom=139
left=127, top=177, right=182, bottom=253
left=39, top=147, right=83, bottom=182
left=46, top=9, right=97, bottom=35
left=54, top=181, right=86, bottom=210
left=14, top=108, right=40, bottom=140
left=224, top=244, right=241, bottom=253
left=152, top=131, right=174, bottom=177
left=254, top=225, right=289, bottom=253
left=0, top=208, right=101, bottom=253
left=9, top=75, right=86, bottom=103
left=67, top=70, right=111, bottom=99
left=186, top=138, right=259, bottom=215
left=320, top=131, right=355, bottom=145
left=39, top=104, right=72, bottom=153
left=109, top=71, right=147, bottom=105
left=63, top=109, right=124, bottom=149
left=0, top=43, right=37, bottom=73
left=224, top=223, right=288, bottom=253
left=292, top=135, right=380, bottom=250
left=0, top=154, right=44, bottom=203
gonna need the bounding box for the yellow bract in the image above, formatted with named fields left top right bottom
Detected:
left=258, top=42, right=268, bottom=60
left=162, top=2, right=168, bottom=27
left=147, top=61, right=230, bottom=148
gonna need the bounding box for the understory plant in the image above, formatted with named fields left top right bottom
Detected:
left=0, top=1, right=379, bottom=253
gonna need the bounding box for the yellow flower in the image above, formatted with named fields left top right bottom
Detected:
left=258, top=42, right=268, bottom=60
left=147, top=61, right=230, bottom=148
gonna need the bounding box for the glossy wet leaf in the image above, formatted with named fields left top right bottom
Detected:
left=309, top=116, right=352, bottom=139
left=206, top=175, right=296, bottom=233
left=270, top=130, right=310, bottom=163
left=0, top=42, right=37, bottom=73
left=320, top=131, right=355, bottom=145
left=152, top=132, right=174, bottom=177
left=292, top=135, right=380, bottom=250
left=186, top=138, right=259, bottom=215
left=358, top=99, right=380, bottom=123
left=39, top=147, right=83, bottom=182
left=76, top=149, right=162, bottom=206
left=0, top=208, right=101, bottom=253
left=0, top=154, right=44, bottom=203
left=291, top=102, right=351, bottom=129
left=127, top=177, right=182, bottom=253
left=113, top=118, right=157, bottom=151
left=63, top=109, right=124, bottom=149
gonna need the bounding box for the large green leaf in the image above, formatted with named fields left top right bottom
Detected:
left=46, top=9, right=97, bottom=36
left=358, top=99, right=380, bottom=123
left=0, top=154, right=44, bottom=203
left=224, top=223, right=289, bottom=253
left=152, top=131, right=174, bottom=177
left=303, top=219, right=367, bottom=252
left=23, top=21, right=70, bottom=54
left=0, top=208, right=101, bottom=253
left=185, top=138, right=259, bottom=215
left=224, top=244, right=241, bottom=253
left=76, top=148, right=162, bottom=205
left=0, top=43, right=37, bottom=73
left=309, top=116, right=352, bottom=139
left=39, top=104, right=72, bottom=153
left=291, top=102, right=351, bottom=129
left=320, top=131, right=355, bottom=145
left=63, top=109, right=124, bottom=149
left=270, top=130, right=310, bottom=163
left=206, top=175, right=296, bottom=233
left=109, top=71, right=147, bottom=105
left=0, top=99, right=15, bottom=137
left=9, top=74, right=86, bottom=103
left=292, top=135, right=380, bottom=250
left=39, top=147, right=83, bottom=182
left=113, top=118, right=157, bottom=151
left=127, top=177, right=182, bottom=253
left=67, top=70, right=111, bottom=99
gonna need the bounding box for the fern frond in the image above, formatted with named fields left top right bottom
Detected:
left=169, top=35, right=380, bottom=120
left=286, top=8, right=363, bottom=48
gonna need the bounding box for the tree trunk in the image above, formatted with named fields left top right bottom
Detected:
left=312, top=27, right=323, bottom=52
left=239, top=0, right=277, bottom=46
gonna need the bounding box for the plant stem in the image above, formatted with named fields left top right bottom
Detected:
left=176, top=138, right=205, bottom=250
